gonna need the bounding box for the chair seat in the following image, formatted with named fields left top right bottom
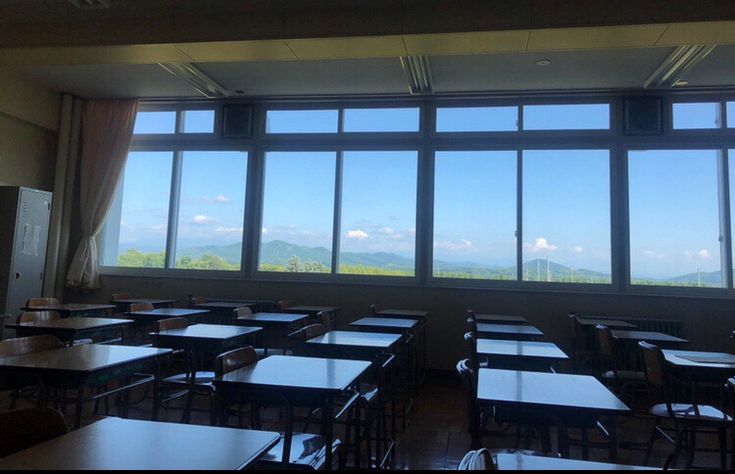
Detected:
left=256, top=432, right=342, bottom=470
left=602, top=370, right=646, bottom=382
left=163, top=371, right=216, bottom=387
left=651, top=403, right=732, bottom=423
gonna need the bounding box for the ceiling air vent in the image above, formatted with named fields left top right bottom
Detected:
left=68, top=0, right=110, bottom=9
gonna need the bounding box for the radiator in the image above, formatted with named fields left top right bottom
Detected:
left=629, top=318, right=683, bottom=338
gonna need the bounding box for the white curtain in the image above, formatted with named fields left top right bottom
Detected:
left=66, top=99, right=138, bottom=289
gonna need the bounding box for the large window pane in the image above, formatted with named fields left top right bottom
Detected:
left=259, top=152, right=336, bottom=272
left=343, top=108, right=420, bottom=132
left=629, top=150, right=723, bottom=287
left=523, top=104, right=610, bottom=130
left=436, top=106, right=518, bottom=132
left=182, top=110, right=215, bottom=133
left=174, top=151, right=248, bottom=271
left=433, top=151, right=516, bottom=279
left=727, top=102, right=734, bottom=128
left=101, top=152, right=173, bottom=268
left=673, top=102, right=721, bottom=129
left=522, top=150, right=611, bottom=283
left=339, top=151, right=417, bottom=276
left=265, top=110, right=338, bottom=134
left=132, top=111, right=176, bottom=134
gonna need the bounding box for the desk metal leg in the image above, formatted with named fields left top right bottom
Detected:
left=321, top=396, right=335, bottom=470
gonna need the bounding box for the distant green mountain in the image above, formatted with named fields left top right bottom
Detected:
left=666, top=270, right=722, bottom=287
left=177, top=242, right=243, bottom=263
left=521, top=258, right=611, bottom=282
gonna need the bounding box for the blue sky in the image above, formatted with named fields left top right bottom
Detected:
left=109, top=104, right=734, bottom=280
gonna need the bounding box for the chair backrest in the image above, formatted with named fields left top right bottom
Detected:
left=456, top=358, right=482, bottom=449
left=0, top=335, right=64, bottom=359
left=190, top=296, right=206, bottom=306
left=234, top=306, right=253, bottom=318
left=369, top=304, right=380, bottom=316
left=25, top=297, right=59, bottom=308
left=292, top=323, right=327, bottom=341
left=731, top=331, right=735, bottom=350
left=0, top=408, right=68, bottom=457
left=639, top=341, right=673, bottom=411
left=276, top=300, right=292, bottom=312
left=595, top=324, right=614, bottom=357
left=157, top=317, right=188, bottom=332
left=111, top=293, right=131, bottom=302
left=466, top=317, right=478, bottom=338
left=464, top=331, right=480, bottom=374
left=457, top=448, right=496, bottom=470
left=17, top=311, right=61, bottom=324
left=317, top=310, right=331, bottom=330
left=129, top=302, right=154, bottom=313
left=215, top=346, right=258, bottom=377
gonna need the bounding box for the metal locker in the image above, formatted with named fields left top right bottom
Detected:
left=0, top=186, right=52, bottom=338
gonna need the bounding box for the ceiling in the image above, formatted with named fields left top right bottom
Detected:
left=12, top=45, right=735, bottom=99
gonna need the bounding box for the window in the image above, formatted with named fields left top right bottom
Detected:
left=101, top=152, right=173, bottom=268
left=259, top=152, right=336, bottom=273
left=629, top=150, right=723, bottom=287
left=265, top=110, right=338, bottom=134
left=338, top=151, right=418, bottom=276
left=433, top=151, right=517, bottom=279
left=132, top=111, right=176, bottom=134
left=673, top=102, right=722, bottom=129
left=343, top=108, right=420, bottom=132
left=436, top=106, right=518, bottom=132
left=727, top=102, right=734, bottom=128
left=522, top=150, right=611, bottom=283
left=523, top=104, right=610, bottom=130
left=181, top=110, right=215, bottom=133
left=173, top=151, right=248, bottom=271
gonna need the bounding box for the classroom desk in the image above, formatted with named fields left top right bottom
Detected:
left=233, top=312, right=310, bottom=353
left=111, top=298, right=177, bottom=310
left=478, top=369, right=629, bottom=458
left=611, top=330, right=688, bottom=347
left=350, top=317, right=419, bottom=335
left=6, top=317, right=133, bottom=345
left=125, top=307, right=211, bottom=324
left=0, top=417, right=280, bottom=470
left=663, top=350, right=735, bottom=403
left=576, top=318, right=638, bottom=329
left=476, top=339, right=568, bottom=372
left=495, top=453, right=656, bottom=470
left=22, top=303, right=116, bottom=318
left=375, top=309, right=428, bottom=380
left=0, top=344, right=171, bottom=428
left=474, top=314, right=528, bottom=325
left=285, top=305, right=340, bottom=328
left=476, top=323, right=543, bottom=341
left=214, top=355, right=371, bottom=468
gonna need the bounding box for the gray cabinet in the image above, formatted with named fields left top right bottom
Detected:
left=0, top=186, right=52, bottom=338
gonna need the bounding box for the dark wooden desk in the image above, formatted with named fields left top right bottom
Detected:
left=478, top=369, right=629, bottom=458
left=22, top=303, right=116, bottom=318
left=475, top=314, right=528, bottom=325
left=576, top=318, right=638, bottom=329
left=0, top=344, right=171, bottom=428
left=125, top=307, right=211, bottom=324
left=611, top=330, right=688, bottom=346
left=214, top=355, right=371, bottom=467
left=477, top=339, right=568, bottom=371
left=151, top=324, right=261, bottom=353
left=376, top=308, right=428, bottom=320
left=6, top=317, right=133, bottom=345
left=495, top=453, right=656, bottom=470
left=476, top=323, right=543, bottom=341
left=303, top=330, right=401, bottom=360
left=233, top=312, right=310, bottom=353
left=0, top=417, right=280, bottom=470
left=350, top=317, right=419, bottom=335
left=663, top=350, right=735, bottom=403
left=111, top=298, right=177, bottom=310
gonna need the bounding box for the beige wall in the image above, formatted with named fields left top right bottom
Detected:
left=70, top=274, right=735, bottom=371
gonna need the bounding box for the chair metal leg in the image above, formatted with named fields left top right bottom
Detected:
left=718, top=427, right=727, bottom=470
left=686, top=429, right=696, bottom=469
left=644, top=419, right=660, bottom=465
left=671, top=428, right=685, bottom=469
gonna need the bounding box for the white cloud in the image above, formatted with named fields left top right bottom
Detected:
left=434, top=239, right=473, bottom=250
left=214, top=195, right=230, bottom=203
left=346, top=229, right=369, bottom=240
left=525, top=237, right=558, bottom=253
left=572, top=245, right=584, bottom=253
left=643, top=249, right=666, bottom=259
left=193, top=215, right=217, bottom=225
left=214, top=226, right=243, bottom=234
left=684, top=249, right=712, bottom=260
left=378, top=227, right=395, bottom=235
left=261, top=227, right=268, bottom=234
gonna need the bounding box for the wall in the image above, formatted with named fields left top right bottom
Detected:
left=70, top=274, right=735, bottom=371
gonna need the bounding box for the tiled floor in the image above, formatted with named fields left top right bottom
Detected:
left=4, top=373, right=730, bottom=470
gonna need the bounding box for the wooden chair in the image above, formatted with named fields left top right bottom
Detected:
left=16, top=310, right=60, bottom=324
left=128, top=302, right=154, bottom=313
left=289, top=323, right=327, bottom=355
left=568, top=312, right=596, bottom=372
left=111, top=293, right=131, bottom=302
left=276, top=300, right=292, bottom=312
left=0, top=408, right=68, bottom=457
left=0, top=335, right=64, bottom=409
left=25, top=297, right=59, bottom=308
left=457, top=359, right=493, bottom=449
left=214, top=346, right=259, bottom=428
left=157, top=317, right=188, bottom=332
left=189, top=296, right=207, bottom=307
left=464, top=331, right=486, bottom=373
left=457, top=448, right=495, bottom=470
left=595, top=324, right=646, bottom=400
left=317, top=310, right=332, bottom=331
left=640, top=341, right=730, bottom=469
left=234, top=306, right=253, bottom=319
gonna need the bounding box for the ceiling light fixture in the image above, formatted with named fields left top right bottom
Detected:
left=535, top=59, right=552, bottom=67
left=643, top=44, right=716, bottom=89
left=158, top=63, right=230, bottom=98
left=400, top=56, right=434, bottom=95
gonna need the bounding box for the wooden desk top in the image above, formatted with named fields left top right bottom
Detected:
left=350, top=317, right=420, bottom=330
left=0, top=344, right=171, bottom=374
left=23, top=303, right=115, bottom=312
left=306, top=330, right=402, bottom=349
left=611, top=330, right=688, bottom=344
left=286, top=305, right=340, bottom=313
left=476, top=339, right=568, bottom=360
left=235, top=312, right=310, bottom=324
left=196, top=301, right=258, bottom=310
left=376, top=309, right=428, bottom=318
left=215, top=355, right=371, bottom=394
left=478, top=369, right=629, bottom=415
left=476, top=323, right=544, bottom=337
left=126, top=308, right=210, bottom=318
left=475, top=314, right=528, bottom=324
left=576, top=317, right=637, bottom=329
left=151, top=323, right=262, bottom=343
left=111, top=298, right=177, bottom=305
left=7, top=317, right=132, bottom=332
left=495, top=453, right=656, bottom=470
left=663, top=349, right=735, bottom=371
left=0, top=417, right=280, bottom=470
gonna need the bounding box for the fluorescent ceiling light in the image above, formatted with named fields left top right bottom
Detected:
left=643, top=45, right=716, bottom=89
left=158, top=63, right=230, bottom=98
left=400, top=56, right=434, bottom=95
